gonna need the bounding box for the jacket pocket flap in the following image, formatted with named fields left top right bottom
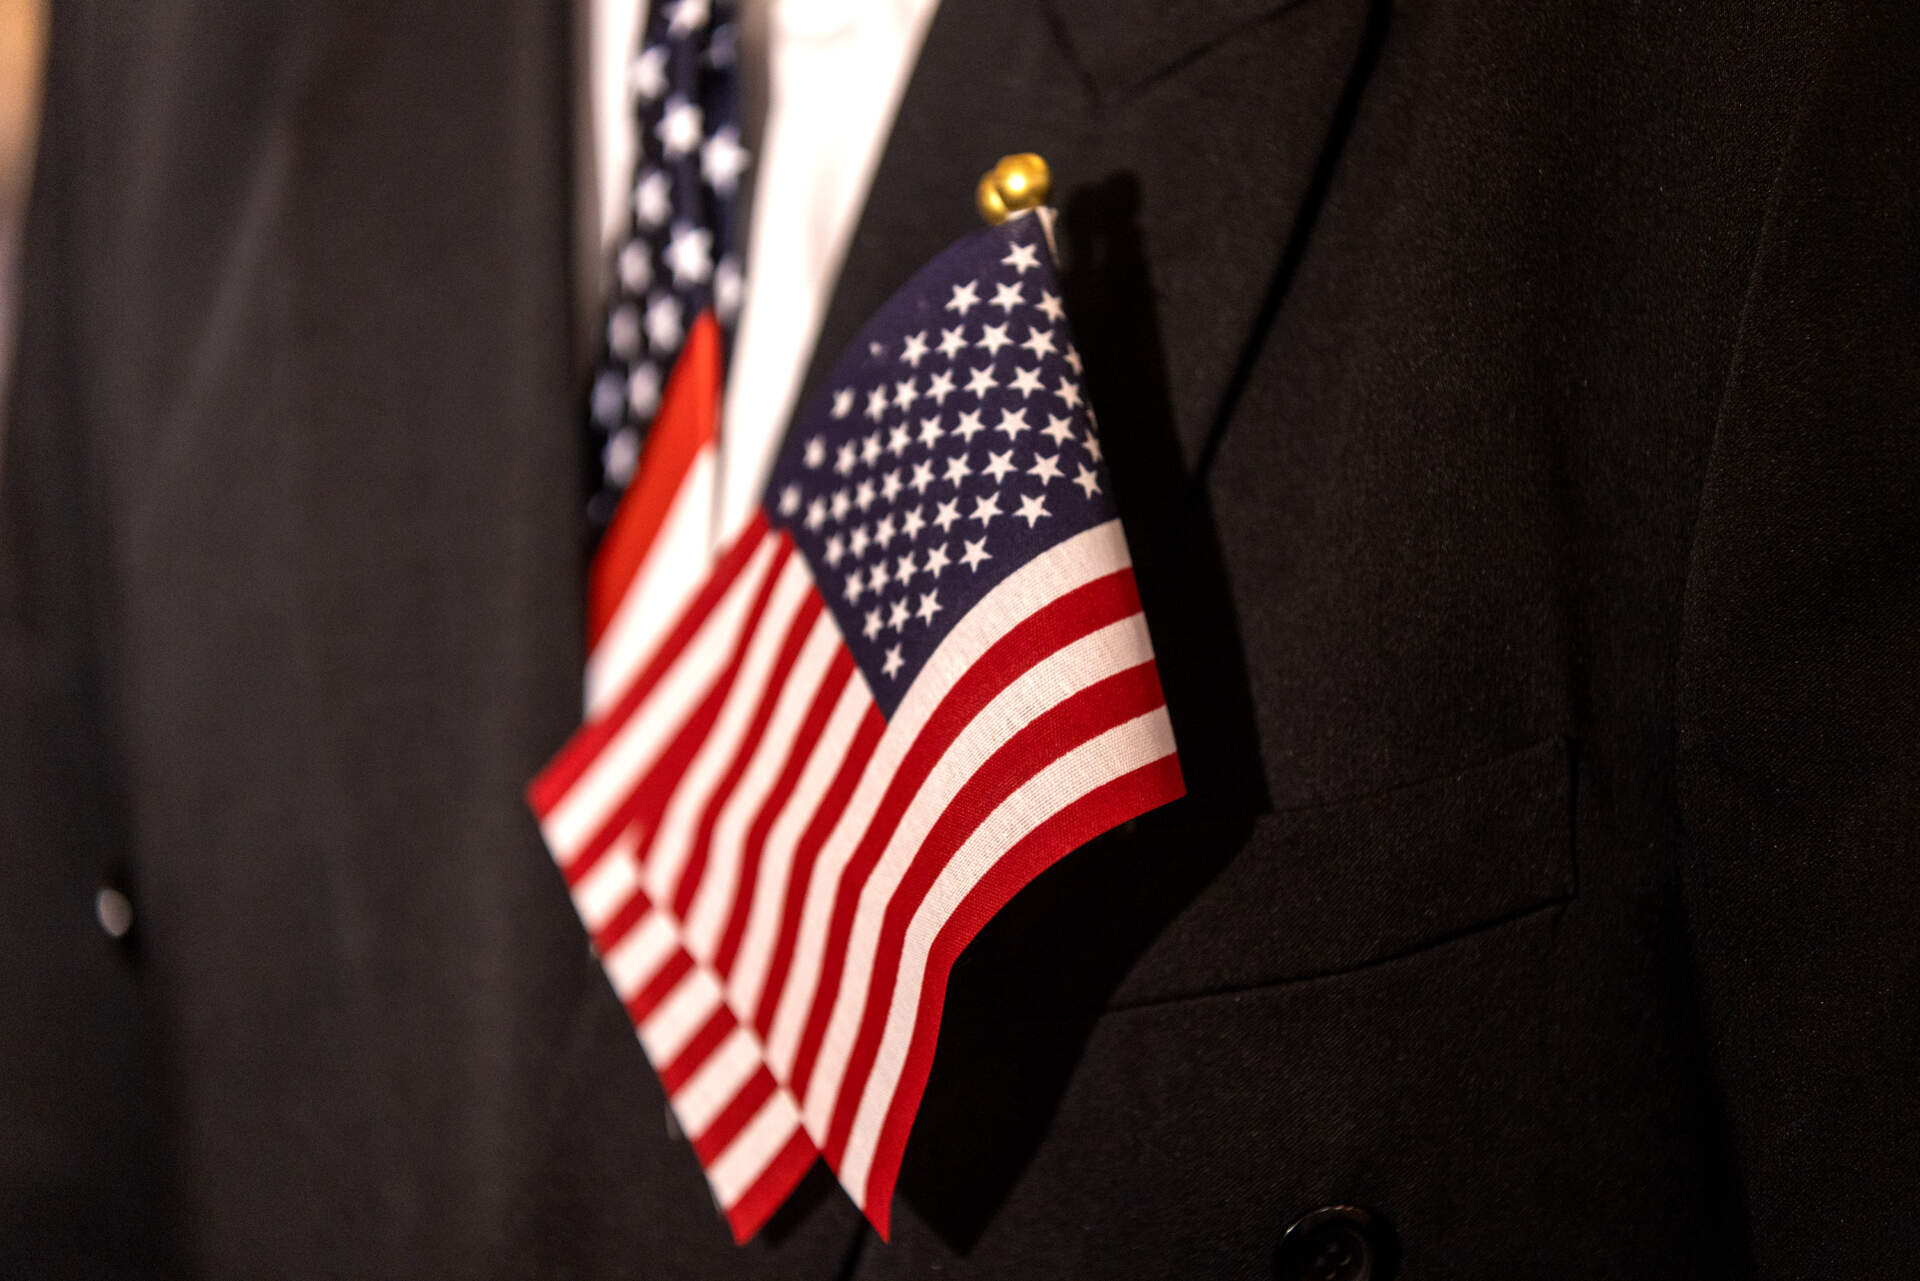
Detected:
left=1109, top=736, right=1576, bottom=1007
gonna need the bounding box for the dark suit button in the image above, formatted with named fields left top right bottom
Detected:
left=1275, top=1205, right=1397, bottom=1281
left=95, top=886, right=134, bottom=939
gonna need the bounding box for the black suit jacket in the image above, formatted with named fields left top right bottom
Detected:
left=4, top=1, right=1915, bottom=1278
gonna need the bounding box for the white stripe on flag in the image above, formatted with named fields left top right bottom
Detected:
left=637, top=980, right=814, bottom=1226
left=646, top=549, right=814, bottom=904
left=641, top=969, right=723, bottom=1067
left=674, top=1025, right=762, bottom=1139
left=799, top=611, right=1155, bottom=1132
left=763, top=520, right=1134, bottom=1077
left=685, top=609, right=844, bottom=961
left=605, top=909, right=680, bottom=1001
left=572, top=830, right=642, bottom=933
left=710, top=1091, right=805, bottom=1206
left=544, top=532, right=782, bottom=862
left=887, top=520, right=1133, bottom=749
left=726, top=667, right=873, bottom=1017
left=839, top=706, right=1177, bottom=1199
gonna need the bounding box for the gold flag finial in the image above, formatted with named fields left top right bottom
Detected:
left=976, top=153, right=1052, bottom=226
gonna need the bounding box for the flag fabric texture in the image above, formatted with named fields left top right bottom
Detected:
left=532, top=209, right=1185, bottom=1241
left=585, top=0, right=748, bottom=712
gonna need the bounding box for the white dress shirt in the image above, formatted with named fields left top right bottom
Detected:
left=584, top=0, right=942, bottom=536
left=1, top=0, right=50, bottom=447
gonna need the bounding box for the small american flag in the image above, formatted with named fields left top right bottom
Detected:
left=531, top=209, right=1184, bottom=1241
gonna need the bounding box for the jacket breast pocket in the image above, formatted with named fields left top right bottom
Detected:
left=1108, top=736, right=1577, bottom=1008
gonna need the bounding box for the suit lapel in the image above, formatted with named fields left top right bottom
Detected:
left=796, top=0, right=1385, bottom=482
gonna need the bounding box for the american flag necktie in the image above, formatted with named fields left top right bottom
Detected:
left=584, top=0, right=750, bottom=713
left=535, top=204, right=1185, bottom=1241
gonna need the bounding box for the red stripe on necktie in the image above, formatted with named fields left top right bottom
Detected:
left=588, top=310, right=722, bottom=650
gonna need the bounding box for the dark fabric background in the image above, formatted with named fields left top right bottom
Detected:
left=2, top=1, right=1914, bottom=1277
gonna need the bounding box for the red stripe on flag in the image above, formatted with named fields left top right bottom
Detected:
left=591, top=886, right=653, bottom=956
left=559, top=793, right=647, bottom=890
left=561, top=539, right=796, bottom=890
left=690, top=1066, right=778, bottom=1166
left=753, top=704, right=887, bottom=1036
left=587, top=310, right=721, bottom=650
left=671, top=591, right=827, bottom=920
left=714, top=652, right=859, bottom=978
left=859, top=752, right=1186, bottom=1237
left=528, top=515, right=770, bottom=820
left=723, top=1126, right=818, bottom=1245
left=785, top=571, right=1143, bottom=1099
left=660, top=1004, right=738, bottom=1094
left=819, top=662, right=1171, bottom=1166
left=625, top=949, right=693, bottom=1024
left=624, top=540, right=796, bottom=896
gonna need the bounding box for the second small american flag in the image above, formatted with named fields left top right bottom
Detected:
left=530, top=209, right=1184, bottom=1241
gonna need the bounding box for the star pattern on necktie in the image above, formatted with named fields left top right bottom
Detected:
left=766, top=214, right=1110, bottom=713
left=588, top=0, right=748, bottom=531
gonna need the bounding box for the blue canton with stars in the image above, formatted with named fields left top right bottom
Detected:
left=764, top=212, right=1115, bottom=718
left=588, top=0, right=749, bottom=532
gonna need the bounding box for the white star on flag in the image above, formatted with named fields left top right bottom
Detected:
left=1014, top=492, right=1052, bottom=527
left=1008, top=366, right=1045, bottom=397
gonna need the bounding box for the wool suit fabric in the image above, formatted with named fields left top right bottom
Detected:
left=3, top=1, right=1915, bottom=1277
